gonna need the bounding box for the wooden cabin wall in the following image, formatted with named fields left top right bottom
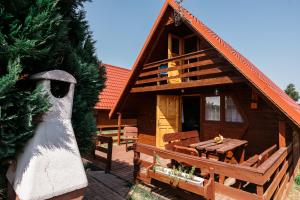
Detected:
left=120, top=93, right=157, bottom=146
left=135, top=94, right=157, bottom=146
left=96, top=110, right=110, bottom=126
left=235, top=87, right=279, bottom=157
left=95, top=109, right=137, bottom=128
left=200, top=85, right=280, bottom=157
left=122, top=86, right=294, bottom=157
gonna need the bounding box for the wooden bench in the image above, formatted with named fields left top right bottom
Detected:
left=123, top=126, right=138, bottom=152
left=237, top=144, right=292, bottom=199
left=241, top=144, right=278, bottom=168
left=134, top=143, right=215, bottom=200
left=163, top=130, right=200, bottom=156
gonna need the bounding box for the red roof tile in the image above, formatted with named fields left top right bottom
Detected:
left=95, top=64, right=130, bottom=110
left=110, top=0, right=300, bottom=127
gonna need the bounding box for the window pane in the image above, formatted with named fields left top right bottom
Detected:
left=225, top=96, right=244, bottom=123
left=205, top=96, right=220, bottom=121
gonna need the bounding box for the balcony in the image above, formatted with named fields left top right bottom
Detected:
left=131, top=49, right=245, bottom=93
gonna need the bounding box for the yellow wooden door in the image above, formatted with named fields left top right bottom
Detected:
left=156, top=95, right=180, bottom=148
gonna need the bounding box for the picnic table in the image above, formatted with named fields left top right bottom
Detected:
left=190, top=138, right=248, bottom=163
left=189, top=138, right=248, bottom=183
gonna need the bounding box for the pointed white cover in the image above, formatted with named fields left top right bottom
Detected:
left=7, top=71, right=87, bottom=200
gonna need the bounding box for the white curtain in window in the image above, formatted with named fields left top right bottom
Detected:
left=205, top=96, right=220, bottom=121
left=225, top=96, right=243, bottom=123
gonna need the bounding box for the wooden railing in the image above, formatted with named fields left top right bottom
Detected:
left=143, top=48, right=215, bottom=69
left=131, top=49, right=244, bottom=93
left=134, top=143, right=292, bottom=200
left=94, top=135, right=113, bottom=173
left=97, top=125, right=126, bottom=144
left=97, top=117, right=137, bottom=145
left=134, top=143, right=215, bottom=200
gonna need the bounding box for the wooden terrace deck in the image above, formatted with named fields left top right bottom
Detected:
left=85, top=144, right=239, bottom=200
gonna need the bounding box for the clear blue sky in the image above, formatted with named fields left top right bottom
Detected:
left=84, top=0, right=300, bottom=91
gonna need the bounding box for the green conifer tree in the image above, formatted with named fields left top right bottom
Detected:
left=0, top=0, right=104, bottom=197
left=285, top=83, right=299, bottom=102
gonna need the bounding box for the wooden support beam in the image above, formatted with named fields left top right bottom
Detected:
left=131, top=76, right=244, bottom=93
left=279, top=120, right=286, bottom=148
left=117, top=112, right=122, bottom=145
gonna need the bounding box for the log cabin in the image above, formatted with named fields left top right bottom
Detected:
left=94, top=64, right=136, bottom=143
left=109, top=1, right=300, bottom=198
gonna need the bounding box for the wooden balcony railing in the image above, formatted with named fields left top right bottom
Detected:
left=131, top=49, right=245, bottom=93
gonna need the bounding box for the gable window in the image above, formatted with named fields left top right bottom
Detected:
left=225, top=96, right=244, bottom=123
left=205, top=96, right=220, bottom=121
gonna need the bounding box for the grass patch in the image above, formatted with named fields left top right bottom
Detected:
left=128, top=185, right=162, bottom=200
left=295, top=174, right=300, bottom=185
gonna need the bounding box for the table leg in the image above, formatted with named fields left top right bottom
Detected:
left=239, top=146, right=246, bottom=163
left=218, top=154, right=226, bottom=184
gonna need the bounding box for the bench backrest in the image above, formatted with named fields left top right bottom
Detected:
left=241, top=144, right=278, bottom=168
left=257, top=144, right=277, bottom=167
left=163, top=130, right=200, bottom=150
left=124, top=126, right=138, bottom=138
left=173, top=145, right=199, bottom=156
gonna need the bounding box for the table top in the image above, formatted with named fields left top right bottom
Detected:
left=189, top=138, right=248, bottom=154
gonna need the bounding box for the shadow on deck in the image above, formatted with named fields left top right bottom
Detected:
left=89, top=144, right=136, bottom=182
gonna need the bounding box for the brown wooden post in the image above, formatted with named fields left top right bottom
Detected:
left=106, top=136, right=113, bottom=173
left=256, top=185, right=264, bottom=197
left=133, top=143, right=140, bottom=182
left=117, top=112, right=122, bottom=145
left=279, top=120, right=286, bottom=147
left=208, top=167, right=215, bottom=200
left=292, top=129, right=300, bottom=176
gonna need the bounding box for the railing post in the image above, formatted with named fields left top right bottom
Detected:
left=117, top=112, right=122, bottom=145
left=133, top=143, right=140, bottom=182
left=208, top=167, right=215, bottom=200
left=279, top=120, right=286, bottom=148
left=105, top=136, right=113, bottom=173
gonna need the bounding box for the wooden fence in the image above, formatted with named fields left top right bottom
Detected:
left=134, top=143, right=293, bottom=200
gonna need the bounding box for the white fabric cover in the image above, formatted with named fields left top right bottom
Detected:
left=7, top=70, right=87, bottom=200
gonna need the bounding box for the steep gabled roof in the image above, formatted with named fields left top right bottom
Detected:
left=110, top=0, right=300, bottom=127
left=95, top=64, right=130, bottom=110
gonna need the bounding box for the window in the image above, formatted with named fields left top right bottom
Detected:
left=171, top=37, right=180, bottom=55
left=184, top=36, right=198, bottom=54
left=205, top=96, right=220, bottom=121
left=225, top=96, right=244, bottom=123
